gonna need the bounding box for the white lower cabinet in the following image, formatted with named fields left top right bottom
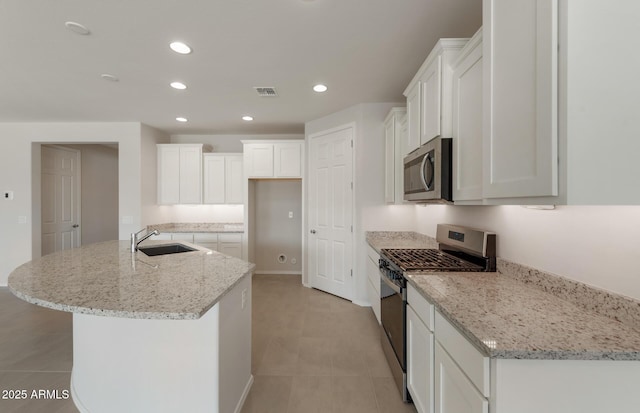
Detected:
left=435, top=342, right=488, bottom=413
left=407, top=304, right=434, bottom=413
left=217, top=234, right=243, bottom=259
left=366, top=246, right=381, bottom=324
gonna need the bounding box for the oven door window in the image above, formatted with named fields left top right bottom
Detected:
left=380, top=278, right=405, bottom=368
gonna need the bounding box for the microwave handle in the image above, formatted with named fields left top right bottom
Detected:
left=420, top=153, right=432, bottom=190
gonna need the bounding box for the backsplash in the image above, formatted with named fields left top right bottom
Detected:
left=498, top=258, right=640, bottom=329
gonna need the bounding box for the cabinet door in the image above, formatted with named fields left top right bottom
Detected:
left=203, top=155, right=226, bottom=204
left=225, top=155, right=243, bottom=204
left=452, top=34, right=483, bottom=202
left=407, top=305, right=434, bottom=413
left=274, top=143, right=302, bottom=178
left=405, top=82, right=421, bottom=154
left=365, top=252, right=381, bottom=324
left=171, top=233, right=194, bottom=243
left=245, top=144, right=274, bottom=177
left=421, top=56, right=442, bottom=145
left=483, top=0, right=558, bottom=199
left=219, top=242, right=242, bottom=259
left=179, top=145, right=203, bottom=204
left=193, top=233, right=219, bottom=251
left=435, top=342, right=488, bottom=413
left=396, top=115, right=407, bottom=203
left=384, top=117, right=396, bottom=203
left=157, top=146, right=181, bottom=204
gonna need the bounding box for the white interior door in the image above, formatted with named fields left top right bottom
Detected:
left=308, top=126, right=353, bottom=300
left=41, top=146, right=81, bottom=256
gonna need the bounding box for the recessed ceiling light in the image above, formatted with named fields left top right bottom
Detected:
left=169, top=41, right=192, bottom=55
left=101, top=74, right=119, bottom=82
left=65, top=21, right=91, bottom=35
left=176, top=117, right=188, bottom=122
left=313, top=84, right=328, bottom=93
left=170, top=81, right=187, bottom=90
left=242, top=116, right=254, bottom=121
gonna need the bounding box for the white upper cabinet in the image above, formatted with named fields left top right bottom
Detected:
left=244, top=144, right=274, bottom=178
left=452, top=29, right=484, bottom=203
left=384, top=107, right=407, bottom=204
left=404, top=39, right=468, bottom=156
left=483, top=0, right=558, bottom=199
left=203, top=153, right=243, bottom=204
left=274, top=142, right=303, bottom=178
left=243, top=140, right=304, bottom=179
left=157, top=144, right=203, bottom=205
left=405, top=82, right=422, bottom=154
left=420, top=55, right=442, bottom=145
left=225, top=155, right=243, bottom=204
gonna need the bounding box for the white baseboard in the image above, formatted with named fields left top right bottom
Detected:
left=351, top=299, right=371, bottom=307
left=234, top=375, right=254, bottom=413
left=253, top=271, right=302, bottom=275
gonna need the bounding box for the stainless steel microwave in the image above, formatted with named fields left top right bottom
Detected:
left=403, top=137, right=452, bottom=203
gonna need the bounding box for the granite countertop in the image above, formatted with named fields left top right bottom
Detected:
left=367, top=231, right=640, bottom=361
left=8, top=240, right=255, bottom=320
left=149, top=222, right=244, bottom=233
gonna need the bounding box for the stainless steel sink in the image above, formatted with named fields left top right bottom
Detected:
left=138, top=244, right=197, bottom=257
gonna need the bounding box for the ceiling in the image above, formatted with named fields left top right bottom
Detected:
left=0, top=0, right=481, bottom=135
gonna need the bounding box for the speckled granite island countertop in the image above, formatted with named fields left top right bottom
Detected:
left=367, top=231, right=640, bottom=361
left=149, top=222, right=244, bottom=233
left=8, top=240, right=254, bottom=320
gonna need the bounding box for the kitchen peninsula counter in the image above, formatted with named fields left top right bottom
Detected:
left=8, top=240, right=254, bottom=320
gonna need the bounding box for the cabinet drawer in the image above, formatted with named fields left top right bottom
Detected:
left=193, top=233, right=218, bottom=243
left=435, top=311, right=489, bottom=397
left=219, top=233, right=242, bottom=243
left=366, top=244, right=380, bottom=263
left=407, top=283, right=434, bottom=331
left=171, top=233, right=194, bottom=242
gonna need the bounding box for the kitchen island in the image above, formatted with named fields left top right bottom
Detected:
left=8, top=240, right=254, bottom=413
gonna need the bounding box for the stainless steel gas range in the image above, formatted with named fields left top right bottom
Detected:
left=378, top=224, right=496, bottom=402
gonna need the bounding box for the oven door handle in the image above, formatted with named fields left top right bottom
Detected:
left=380, top=273, right=402, bottom=295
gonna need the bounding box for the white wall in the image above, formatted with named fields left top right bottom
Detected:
left=65, top=144, right=119, bottom=245
left=253, top=180, right=302, bottom=273
left=0, top=122, right=146, bottom=286
left=412, top=205, right=640, bottom=301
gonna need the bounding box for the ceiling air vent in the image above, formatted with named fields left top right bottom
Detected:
left=254, top=87, right=278, bottom=97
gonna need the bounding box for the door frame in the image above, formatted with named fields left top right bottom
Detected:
left=304, top=122, right=356, bottom=298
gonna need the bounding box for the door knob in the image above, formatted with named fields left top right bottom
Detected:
left=72, top=224, right=79, bottom=228
left=310, top=229, right=316, bottom=234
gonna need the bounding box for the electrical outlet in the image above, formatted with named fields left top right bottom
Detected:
left=241, top=289, right=247, bottom=309
left=288, top=211, right=293, bottom=219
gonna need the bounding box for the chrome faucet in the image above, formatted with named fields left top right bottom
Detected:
left=130, top=228, right=160, bottom=252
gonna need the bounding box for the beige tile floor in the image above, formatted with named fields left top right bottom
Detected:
left=0, top=275, right=415, bottom=413
left=0, top=288, right=76, bottom=413
left=243, top=274, right=416, bottom=413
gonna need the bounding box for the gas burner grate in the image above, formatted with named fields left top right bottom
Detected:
left=381, top=248, right=483, bottom=272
